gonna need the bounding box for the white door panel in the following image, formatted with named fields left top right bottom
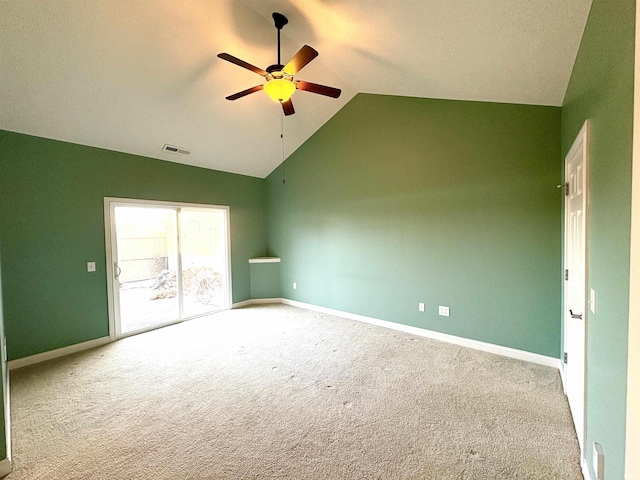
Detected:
left=563, top=121, right=589, bottom=457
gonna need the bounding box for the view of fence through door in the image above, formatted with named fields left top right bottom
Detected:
left=116, top=207, right=179, bottom=333
left=107, top=200, right=230, bottom=338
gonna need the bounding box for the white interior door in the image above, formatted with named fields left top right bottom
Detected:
left=563, top=121, right=589, bottom=456
left=105, top=199, right=232, bottom=339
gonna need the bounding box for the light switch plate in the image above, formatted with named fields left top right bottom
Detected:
left=438, top=306, right=450, bottom=317
left=419, top=303, right=425, bottom=312
left=87, top=262, right=96, bottom=272
left=293, top=282, right=297, bottom=290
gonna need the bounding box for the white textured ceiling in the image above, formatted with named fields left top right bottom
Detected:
left=0, top=0, right=591, bottom=178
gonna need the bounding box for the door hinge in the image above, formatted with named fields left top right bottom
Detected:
left=564, top=352, right=568, bottom=364
left=565, top=269, right=569, bottom=281
left=557, top=182, right=569, bottom=196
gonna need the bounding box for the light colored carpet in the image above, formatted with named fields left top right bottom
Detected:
left=7, top=304, right=582, bottom=479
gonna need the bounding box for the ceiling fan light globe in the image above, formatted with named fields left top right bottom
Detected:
left=264, top=78, right=296, bottom=103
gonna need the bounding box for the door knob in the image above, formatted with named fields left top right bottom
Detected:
left=570, top=309, right=583, bottom=319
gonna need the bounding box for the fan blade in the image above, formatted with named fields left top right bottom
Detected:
left=295, top=80, right=342, bottom=98
left=217, top=53, right=268, bottom=76
left=225, top=85, right=264, bottom=101
left=283, top=45, right=318, bottom=75
left=282, top=98, right=295, bottom=116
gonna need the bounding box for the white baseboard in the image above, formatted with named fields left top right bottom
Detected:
left=8, top=298, right=561, bottom=374
left=232, top=299, right=253, bottom=308
left=560, top=363, right=567, bottom=393
left=253, top=298, right=282, bottom=304
left=0, top=458, right=11, bottom=477
left=233, top=298, right=282, bottom=308
left=281, top=299, right=562, bottom=370
left=8, top=300, right=282, bottom=369
left=8, top=336, right=111, bottom=371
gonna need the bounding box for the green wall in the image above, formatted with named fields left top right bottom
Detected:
left=267, top=94, right=562, bottom=357
left=250, top=262, right=281, bottom=299
left=0, top=130, right=268, bottom=360
left=561, top=1, right=635, bottom=478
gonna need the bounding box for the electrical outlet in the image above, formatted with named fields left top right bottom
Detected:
left=438, top=306, right=450, bottom=317
left=419, top=303, right=425, bottom=312
left=87, top=261, right=96, bottom=272
left=293, top=282, right=297, bottom=290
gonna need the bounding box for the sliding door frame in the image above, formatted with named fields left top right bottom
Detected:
left=104, top=197, right=232, bottom=341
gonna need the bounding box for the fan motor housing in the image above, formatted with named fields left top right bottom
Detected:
left=266, top=64, right=285, bottom=74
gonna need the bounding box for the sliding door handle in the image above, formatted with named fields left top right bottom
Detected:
left=570, top=309, right=583, bottom=320
left=114, top=262, right=122, bottom=278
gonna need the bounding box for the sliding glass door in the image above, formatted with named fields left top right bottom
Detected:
left=113, top=206, right=180, bottom=334
left=180, top=209, right=228, bottom=318
left=105, top=199, right=231, bottom=339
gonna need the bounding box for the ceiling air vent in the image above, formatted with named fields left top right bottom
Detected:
left=162, top=144, right=191, bottom=155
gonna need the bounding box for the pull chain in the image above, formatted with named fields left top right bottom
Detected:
left=281, top=107, right=286, bottom=184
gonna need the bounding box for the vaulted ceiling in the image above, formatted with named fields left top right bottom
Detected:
left=1, top=0, right=592, bottom=178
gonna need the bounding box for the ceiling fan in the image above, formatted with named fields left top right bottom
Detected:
left=217, top=12, right=342, bottom=116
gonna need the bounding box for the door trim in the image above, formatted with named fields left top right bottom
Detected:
left=625, top=1, right=640, bottom=476
left=103, top=197, right=233, bottom=340
left=562, top=119, right=590, bottom=458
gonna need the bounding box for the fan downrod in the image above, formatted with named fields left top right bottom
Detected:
left=272, top=12, right=288, bottom=67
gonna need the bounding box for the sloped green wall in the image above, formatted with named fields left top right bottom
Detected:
left=267, top=94, right=562, bottom=357
left=0, top=130, right=268, bottom=360
left=561, top=1, right=635, bottom=478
